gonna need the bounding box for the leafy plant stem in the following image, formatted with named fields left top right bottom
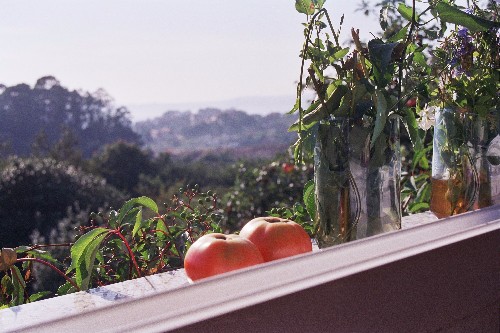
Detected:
left=296, top=8, right=343, bottom=162
left=398, top=0, right=417, bottom=114
left=111, top=230, right=142, bottom=279
left=17, top=258, right=80, bottom=292
left=10, top=265, right=27, bottom=301
left=155, top=217, right=185, bottom=262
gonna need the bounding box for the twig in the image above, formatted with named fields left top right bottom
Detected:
left=17, top=258, right=80, bottom=292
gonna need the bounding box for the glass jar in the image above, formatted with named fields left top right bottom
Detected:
left=472, top=109, right=500, bottom=207
left=430, top=108, right=478, bottom=218
left=314, top=117, right=401, bottom=248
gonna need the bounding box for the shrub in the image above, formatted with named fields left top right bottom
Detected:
left=0, top=157, right=126, bottom=247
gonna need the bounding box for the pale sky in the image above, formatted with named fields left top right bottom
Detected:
left=0, top=1, right=380, bottom=119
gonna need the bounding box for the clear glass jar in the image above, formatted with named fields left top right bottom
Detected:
left=471, top=109, right=500, bottom=207
left=314, top=117, right=401, bottom=248
left=430, top=108, right=478, bottom=218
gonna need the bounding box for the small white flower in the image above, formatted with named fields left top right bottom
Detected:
left=418, top=106, right=436, bottom=131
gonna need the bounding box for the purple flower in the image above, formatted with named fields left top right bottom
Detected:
left=457, top=28, right=468, bottom=38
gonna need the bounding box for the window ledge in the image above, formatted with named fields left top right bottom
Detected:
left=2, top=208, right=499, bottom=332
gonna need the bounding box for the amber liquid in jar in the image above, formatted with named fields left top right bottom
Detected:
left=430, top=177, right=468, bottom=218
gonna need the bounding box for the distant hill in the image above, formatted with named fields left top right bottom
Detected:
left=126, top=95, right=297, bottom=122
left=134, top=108, right=297, bottom=159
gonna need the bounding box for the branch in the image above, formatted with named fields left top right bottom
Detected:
left=17, top=258, right=80, bottom=292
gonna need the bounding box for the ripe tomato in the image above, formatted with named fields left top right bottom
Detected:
left=184, top=233, right=264, bottom=282
left=406, top=98, right=417, bottom=108
left=281, top=162, right=295, bottom=174
left=239, top=217, right=312, bottom=262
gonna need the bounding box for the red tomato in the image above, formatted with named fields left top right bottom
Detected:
left=406, top=98, right=417, bottom=107
left=281, top=162, right=295, bottom=174
left=184, top=233, right=264, bottom=282
left=239, top=217, right=312, bottom=262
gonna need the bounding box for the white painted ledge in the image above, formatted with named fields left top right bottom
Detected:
left=5, top=209, right=499, bottom=333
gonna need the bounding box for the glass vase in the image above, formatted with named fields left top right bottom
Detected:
left=471, top=111, right=500, bottom=207
left=430, top=108, right=478, bottom=218
left=314, top=117, right=401, bottom=248
left=486, top=134, right=500, bottom=205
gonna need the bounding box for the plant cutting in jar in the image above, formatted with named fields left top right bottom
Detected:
left=290, top=0, right=426, bottom=247
left=425, top=0, right=499, bottom=217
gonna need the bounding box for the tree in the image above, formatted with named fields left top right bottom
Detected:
left=32, top=127, right=84, bottom=168
left=90, top=141, right=155, bottom=196
left=0, top=76, right=141, bottom=158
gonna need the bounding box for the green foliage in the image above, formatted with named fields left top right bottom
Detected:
left=0, top=157, right=126, bottom=247
left=223, top=157, right=314, bottom=230
left=295, top=0, right=315, bottom=15
left=430, top=2, right=499, bottom=121
left=9, top=266, right=25, bottom=306
left=435, top=2, right=499, bottom=32
left=1, top=189, right=226, bottom=306
left=401, top=145, right=432, bottom=215
left=290, top=1, right=418, bottom=165
left=90, top=141, right=156, bottom=196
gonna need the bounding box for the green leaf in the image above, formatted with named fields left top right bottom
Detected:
left=132, top=208, right=143, bottom=237
left=77, top=231, right=109, bottom=290
left=288, top=97, right=300, bottom=114
left=403, top=108, right=423, bottom=152
left=68, top=228, right=109, bottom=273
left=412, top=146, right=432, bottom=171
left=388, top=26, right=408, bottom=42
left=409, top=202, right=430, bottom=213
left=412, top=50, right=426, bottom=67
left=28, top=291, right=51, bottom=303
left=68, top=227, right=110, bottom=290
left=368, top=39, right=399, bottom=79
left=397, top=3, right=413, bottom=22
left=330, top=47, right=350, bottom=62
left=14, top=246, right=31, bottom=253
left=370, top=90, right=389, bottom=149
left=26, top=249, right=60, bottom=266
left=120, top=207, right=141, bottom=227
left=57, top=281, right=77, bottom=296
left=435, top=2, right=500, bottom=32
left=117, top=196, right=158, bottom=225
left=1, top=274, right=13, bottom=294
left=10, top=266, right=25, bottom=306
left=295, top=0, right=314, bottom=15
left=415, top=181, right=431, bottom=203
left=156, top=218, right=169, bottom=239
left=314, top=0, right=326, bottom=8
left=288, top=100, right=323, bottom=132
left=303, top=180, right=316, bottom=220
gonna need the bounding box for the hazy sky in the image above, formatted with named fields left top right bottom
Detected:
left=0, top=1, right=380, bottom=116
